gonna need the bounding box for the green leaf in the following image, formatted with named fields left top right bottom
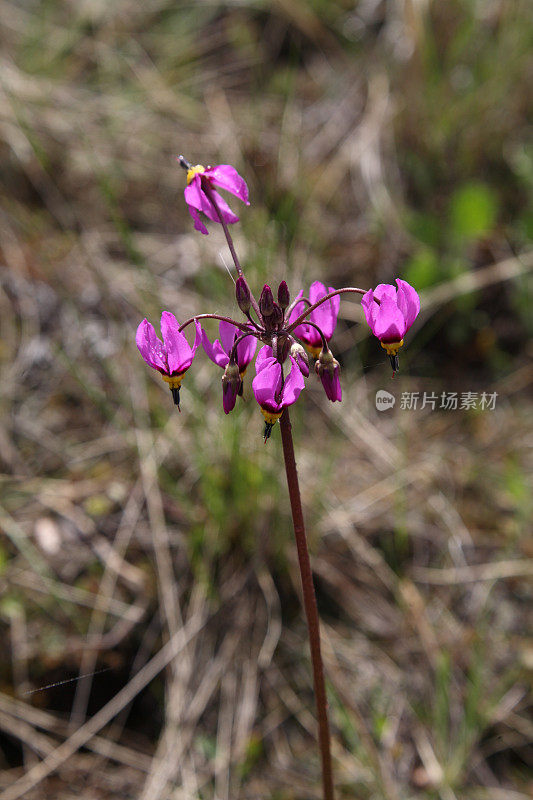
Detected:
left=449, top=182, right=498, bottom=241
left=404, top=247, right=441, bottom=289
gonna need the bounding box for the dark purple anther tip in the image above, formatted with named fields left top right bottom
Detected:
left=170, top=386, right=181, bottom=409
left=263, top=421, right=275, bottom=442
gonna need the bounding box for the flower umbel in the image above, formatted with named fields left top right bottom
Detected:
left=139, top=162, right=420, bottom=421
left=136, top=312, right=201, bottom=409
left=179, top=157, right=249, bottom=235
left=361, top=279, right=420, bottom=373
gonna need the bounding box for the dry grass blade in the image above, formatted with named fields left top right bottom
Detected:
left=0, top=612, right=210, bottom=800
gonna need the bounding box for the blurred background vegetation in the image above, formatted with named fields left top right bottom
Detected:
left=0, top=1, right=532, bottom=798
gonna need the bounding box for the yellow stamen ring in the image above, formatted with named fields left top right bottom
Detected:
left=161, top=374, right=184, bottom=390
left=381, top=340, right=404, bottom=356
left=260, top=408, right=283, bottom=425
left=305, top=344, right=322, bottom=358
left=186, top=165, right=206, bottom=185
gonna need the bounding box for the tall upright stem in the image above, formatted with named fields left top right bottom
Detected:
left=279, top=409, right=335, bottom=800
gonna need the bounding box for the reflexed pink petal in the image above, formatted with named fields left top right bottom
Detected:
left=252, top=358, right=282, bottom=412
left=205, top=165, right=249, bottom=205
left=218, top=320, right=238, bottom=356
left=395, top=279, right=420, bottom=329
left=255, top=345, right=274, bottom=373
left=136, top=319, right=167, bottom=373
left=184, top=180, right=233, bottom=233
left=236, top=333, right=257, bottom=368
left=287, top=290, right=305, bottom=323
left=201, top=329, right=229, bottom=368
left=192, top=319, right=202, bottom=353
left=373, top=284, right=398, bottom=303
left=300, top=322, right=321, bottom=349
left=287, top=290, right=308, bottom=339
left=187, top=204, right=209, bottom=235
left=309, top=281, right=339, bottom=340
left=212, top=321, right=257, bottom=370
left=161, top=311, right=194, bottom=374
left=183, top=165, right=246, bottom=234
left=371, top=297, right=406, bottom=342
left=361, top=289, right=378, bottom=333
left=184, top=179, right=210, bottom=214
left=200, top=188, right=240, bottom=225
left=281, top=357, right=305, bottom=406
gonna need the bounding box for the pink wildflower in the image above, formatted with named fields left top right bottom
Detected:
left=252, top=346, right=305, bottom=438
left=182, top=163, right=249, bottom=235
left=136, top=312, right=201, bottom=408
left=361, top=279, right=420, bottom=371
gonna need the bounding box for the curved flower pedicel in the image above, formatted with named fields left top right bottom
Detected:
left=136, top=312, right=201, bottom=409
left=361, top=279, right=420, bottom=373
left=289, top=281, right=340, bottom=357
left=201, top=321, right=257, bottom=413
left=252, top=346, right=305, bottom=440
left=181, top=159, right=249, bottom=235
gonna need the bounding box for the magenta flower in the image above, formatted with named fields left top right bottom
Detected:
left=136, top=312, right=201, bottom=408
left=201, top=321, right=257, bottom=414
left=252, top=346, right=305, bottom=438
left=182, top=163, right=249, bottom=235
left=361, top=279, right=420, bottom=371
left=289, top=281, right=340, bottom=356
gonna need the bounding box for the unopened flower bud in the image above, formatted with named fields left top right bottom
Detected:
left=277, top=281, right=290, bottom=310
left=270, top=303, right=283, bottom=330
left=290, top=341, right=310, bottom=377
left=315, top=347, right=341, bottom=402
left=315, top=347, right=335, bottom=373
left=236, top=277, right=251, bottom=314
left=259, top=285, right=274, bottom=318
left=221, top=361, right=242, bottom=414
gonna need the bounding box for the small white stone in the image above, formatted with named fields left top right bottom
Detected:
left=34, top=517, right=62, bottom=555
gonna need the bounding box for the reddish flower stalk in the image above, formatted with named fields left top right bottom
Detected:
left=279, top=408, right=335, bottom=800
